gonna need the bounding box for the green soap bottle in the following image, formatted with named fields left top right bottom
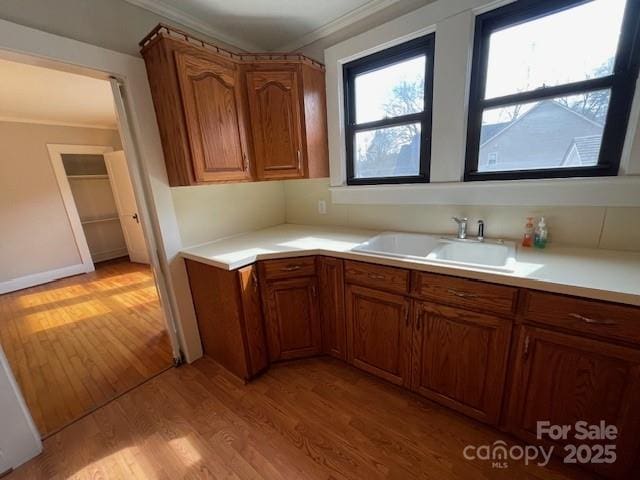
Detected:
left=534, top=217, right=548, bottom=249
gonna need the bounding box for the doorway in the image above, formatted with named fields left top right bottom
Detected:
left=0, top=55, right=177, bottom=437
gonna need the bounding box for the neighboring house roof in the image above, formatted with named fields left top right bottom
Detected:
left=562, top=134, right=603, bottom=166
left=480, top=121, right=511, bottom=144
left=480, top=100, right=604, bottom=148
left=478, top=100, right=605, bottom=171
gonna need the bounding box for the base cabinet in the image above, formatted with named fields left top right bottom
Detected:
left=185, top=259, right=268, bottom=380
left=346, top=284, right=411, bottom=386
left=318, top=257, right=347, bottom=360
left=411, top=301, right=511, bottom=424
left=261, top=276, right=322, bottom=361
left=185, top=254, right=640, bottom=479
left=506, top=326, right=640, bottom=479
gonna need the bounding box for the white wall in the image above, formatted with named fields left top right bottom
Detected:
left=283, top=0, right=640, bottom=248
left=284, top=178, right=640, bottom=251
left=315, top=0, right=640, bottom=207
left=0, top=346, right=41, bottom=473
left=172, top=182, right=285, bottom=248
left=0, top=121, right=121, bottom=283
left=0, top=0, right=239, bottom=57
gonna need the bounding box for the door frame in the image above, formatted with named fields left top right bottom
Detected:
left=47, top=144, right=115, bottom=273
left=0, top=18, right=197, bottom=471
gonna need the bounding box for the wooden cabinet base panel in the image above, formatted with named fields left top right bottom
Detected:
left=185, top=254, right=640, bottom=479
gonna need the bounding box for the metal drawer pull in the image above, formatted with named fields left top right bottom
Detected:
left=281, top=265, right=302, bottom=272
left=568, top=313, right=617, bottom=326
left=447, top=289, right=479, bottom=299
left=368, top=273, right=386, bottom=280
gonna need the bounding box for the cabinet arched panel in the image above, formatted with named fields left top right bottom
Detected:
left=176, top=52, right=251, bottom=182
left=247, top=70, right=304, bottom=179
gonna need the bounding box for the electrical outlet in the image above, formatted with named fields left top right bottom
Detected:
left=318, top=200, right=327, bottom=215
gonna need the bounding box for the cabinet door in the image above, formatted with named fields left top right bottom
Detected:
left=318, top=257, right=346, bottom=360
left=411, top=301, right=511, bottom=425
left=175, top=52, right=251, bottom=183
left=237, top=265, right=268, bottom=376
left=507, top=326, right=640, bottom=479
left=346, top=284, right=411, bottom=386
left=263, top=277, right=321, bottom=361
left=246, top=69, right=304, bottom=180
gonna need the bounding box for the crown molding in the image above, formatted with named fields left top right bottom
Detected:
left=0, top=116, right=118, bottom=130
left=276, top=0, right=403, bottom=52
left=123, top=0, right=261, bottom=51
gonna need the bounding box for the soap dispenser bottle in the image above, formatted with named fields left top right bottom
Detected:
left=522, top=217, right=534, bottom=247
left=534, top=217, right=548, bottom=249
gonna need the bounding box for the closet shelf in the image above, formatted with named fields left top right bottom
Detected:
left=67, top=174, right=109, bottom=180
left=81, top=216, right=120, bottom=225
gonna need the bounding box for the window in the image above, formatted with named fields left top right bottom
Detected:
left=343, top=35, right=435, bottom=185
left=465, top=0, right=640, bottom=181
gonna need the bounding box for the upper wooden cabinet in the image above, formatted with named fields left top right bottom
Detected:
left=140, top=25, right=329, bottom=186
left=175, top=52, right=251, bottom=183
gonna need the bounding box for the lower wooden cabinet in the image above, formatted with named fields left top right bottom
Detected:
left=186, top=254, right=640, bottom=478
left=185, top=259, right=268, bottom=380
left=346, top=284, right=411, bottom=386
left=411, top=301, right=512, bottom=424
left=506, top=326, right=640, bottom=479
left=318, top=257, right=347, bottom=360
left=261, top=276, right=322, bottom=361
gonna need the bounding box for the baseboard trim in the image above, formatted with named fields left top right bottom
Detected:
left=0, top=264, right=87, bottom=294
left=91, top=248, right=128, bottom=263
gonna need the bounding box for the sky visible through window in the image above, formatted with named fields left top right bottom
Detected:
left=483, top=0, right=626, bottom=124
left=354, top=55, right=425, bottom=124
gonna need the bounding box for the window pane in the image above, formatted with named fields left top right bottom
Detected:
left=484, top=0, right=626, bottom=99
left=355, top=55, right=425, bottom=124
left=355, top=123, right=421, bottom=178
left=478, top=90, right=610, bottom=172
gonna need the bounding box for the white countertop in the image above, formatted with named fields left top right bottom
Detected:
left=181, top=224, right=640, bottom=307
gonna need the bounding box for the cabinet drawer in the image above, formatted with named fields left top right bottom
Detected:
left=411, top=271, right=518, bottom=317
left=523, top=290, right=640, bottom=345
left=344, top=260, right=409, bottom=294
left=260, top=257, right=316, bottom=281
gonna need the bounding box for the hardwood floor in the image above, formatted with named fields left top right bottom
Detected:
left=0, top=258, right=172, bottom=437
left=8, top=357, right=593, bottom=479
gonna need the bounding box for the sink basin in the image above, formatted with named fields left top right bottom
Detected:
left=427, top=238, right=516, bottom=272
left=353, top=232, right=517, bottom=272
left=352, top=232, right=441, bottom=259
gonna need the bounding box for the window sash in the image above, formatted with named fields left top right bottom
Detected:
left=344, top=34, right=435, bottom=185
left=464, top=0, right=640, bottom=182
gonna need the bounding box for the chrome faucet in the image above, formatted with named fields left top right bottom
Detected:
left=477, top=220, right=485, bottom=241
left=452, top=217, right=468, bottom=239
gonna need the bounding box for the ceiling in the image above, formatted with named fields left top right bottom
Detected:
left=125, top=0, right=401, bottom=51
left=0, top=58, right=117, bottom=129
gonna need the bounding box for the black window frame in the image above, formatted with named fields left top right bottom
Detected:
left=465, top=0, right=640, bottom=182
left=343, top=34, right=435, bottom=185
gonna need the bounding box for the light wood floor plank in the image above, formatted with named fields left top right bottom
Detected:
left=0, top=258, right=172, bottom=437
left=6, top=357, right=594, bottom=480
